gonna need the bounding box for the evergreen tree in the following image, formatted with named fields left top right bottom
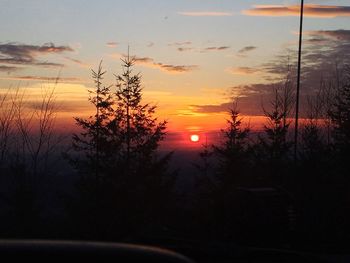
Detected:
left=72, top=61, right=114, bottom=182
left=194, top=139, right=214, bottom=186
left=330, top=67, right=350, bottom=158
left=253, top=85, right=294, bottom=185
left=192, top=104, right=250, bottom=241
left=68, top=56, right=175, bottom=239
left=112, top=54, right=175, bottom=235
left=213, top=104, right=250, bottom=186
left=257, top=88, right=293, bottom=165
left=113, top=54, right=169, bottom=178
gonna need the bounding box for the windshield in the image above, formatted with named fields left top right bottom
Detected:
left=1, top=0, right=350, bottom=260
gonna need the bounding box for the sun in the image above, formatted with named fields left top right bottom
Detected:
left=190, top=134, right=200, bottom=142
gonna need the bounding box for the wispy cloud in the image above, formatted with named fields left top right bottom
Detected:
left=106, top=42, right=118, bottom=48
left=111, top=53, right=199, bottom=73
left=177, top=47, right=194, bottom=52
left=64, top=56, right=90, bottom=68
left=134, top=56, right=154, bottom=64
left=226, top=67, right=260, bottom=75
left=0, top=65, right=20, bottom=72
left=0, top=42, right=73, bottom=67
left=196, top=28, right=350, bottom=117
left=243, top=4, right=350, bottom=18
left=168, top=41, right=192, bottom=46
left=191, top=83, right=282, bottom=116
left=260, top=29, right=350, bottom=87
left=134, top=56, right=198, bottom=73
left=190, top=103, right=232, bottom=114
left=158, top=64, right=198, bottom=73
left=172, top=43, right=230, bottom=53
left=304, top=37, right=331, bottom=45
left=203, top=46, right=230, bottom=52
left=306, top=29, right=350, bottom=41
left=238, top=46, right=257, bottom=54
left=0, top=75, right=84, bottom=83
left=178, top=11, right=233, bottom=17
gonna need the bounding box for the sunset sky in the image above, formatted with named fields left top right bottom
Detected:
left=1, top=0, right=350, bottom=146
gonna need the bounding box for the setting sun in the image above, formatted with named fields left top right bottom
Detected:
left=190, top=134, right=200, bottom=142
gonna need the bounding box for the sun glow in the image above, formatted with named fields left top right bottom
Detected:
left=190, top=134, right=200, bottom=142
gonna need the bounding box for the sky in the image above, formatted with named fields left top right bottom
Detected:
left=1, top=0, right=350, bottom=147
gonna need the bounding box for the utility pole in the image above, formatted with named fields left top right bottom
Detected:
left=294, top=0, right=304, bottom=162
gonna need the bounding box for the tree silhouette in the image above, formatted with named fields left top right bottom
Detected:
left=71, top=62, right=114, bottom=183
left=330, top=67, right=350, bottom=160
left=114, top=54, right=169, bottom=178
left=256, top=85, right=294, bottom=165
left=194, top=138, right=214, bottom=189
left=192, top=104, right=251, bottom=241
left=213, top=103, right=250, bottom=186
left=69, top=55, right=174, bottom=240
left=252, top=81, right=294, bottom=186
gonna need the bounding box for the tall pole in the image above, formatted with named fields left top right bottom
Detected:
left=294, top=0, right=304, bottom=162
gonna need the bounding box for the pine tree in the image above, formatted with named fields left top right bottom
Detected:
left=253, top=85, right=294, bottom=185
left=213, top=103, right=250, bottom=186
left=114, top=54, right=169, bottom=179
left=331, top=68, right=350, bottom=157
left=71, top=61, right=114, bottom=183
left=68, top=56, right=174, bottom=239
left=194, top=104, right=251, bottom=241
left=257, top=87, right=293, bottom=164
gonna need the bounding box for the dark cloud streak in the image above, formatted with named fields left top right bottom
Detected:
left=0, top=42, right=73, bottom=68
left=204, top=46, right=230, bottom=51
left=0, top=75, right=83, bottom=83
left=238, top=46, right=257, bottom=54
left=134, top=56, right=198, bottom=73
left=0, top=65, right=20, bottom=72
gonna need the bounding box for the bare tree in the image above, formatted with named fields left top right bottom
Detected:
left=0, top=88, right=17, bottom=166
left=11, top=85, right=59, bottom=177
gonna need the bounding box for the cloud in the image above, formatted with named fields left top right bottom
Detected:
left=147, top=42, right=155, bottom=47
left=0, top=42, right=73, bottom=67
left=177, top=47, right=194, bottom=52
left=304, top=37, right=331, bottom=45
left=0, top=75, right=83, bottom=83
left=243, top=4, right=350, bottom=18
left=113, top=53, right=199, bottom=73
left=106, top=42, right=118, bottom=48
left=259, top=28, right=350, bottom=91
left=226, top=67, right=260, bottom=75
left=64, top=56, right=90, bottom=68
left=134, top=56, right=154, bottom=64
left=0, top=65, right=20, bottom=72
left=191, top=84, right=281, bottom=116
left=238, top=46, right=257, bottom=54
left=195, top=29, right=350, bottom=118
left=134, top=56, right=199, bottom=73
left=306, top=30, right=350, bottom=41
left=168, top=41, right=192, bottom=46
left=168, top=42, right=194, bottom=52
left=0, top=58, right=64, bottom=67
left=190, top=103, right=232, bottom=114
left=178, top=11, right=233, bottom=17
left=156, top=64, right=198, bottom=73
left=203, top=46, right=230, bottom=52
left=173, top=44, right=230, bottom=53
